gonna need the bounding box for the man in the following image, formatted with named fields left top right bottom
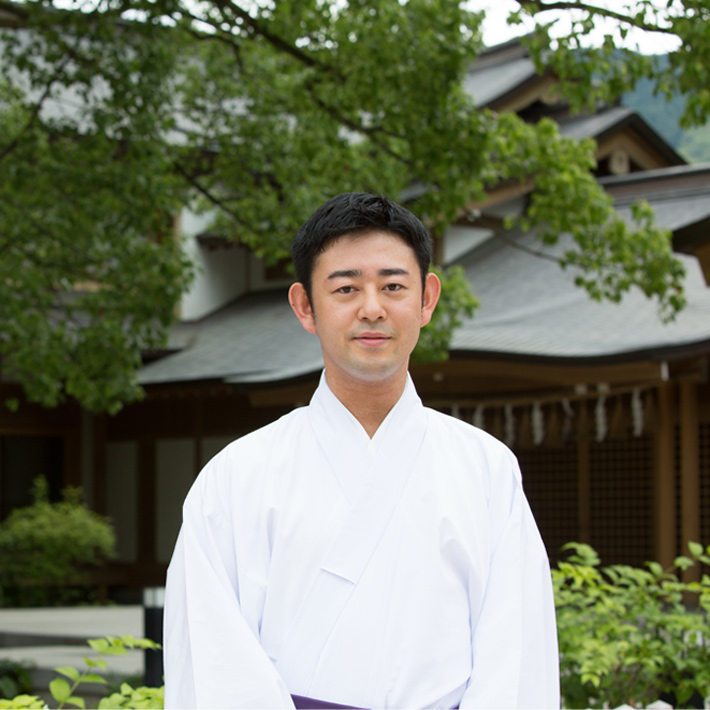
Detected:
left=164, top=192, right=560, bottom=709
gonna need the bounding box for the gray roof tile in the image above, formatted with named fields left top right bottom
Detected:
left=463, top=57, right=538, bottom=107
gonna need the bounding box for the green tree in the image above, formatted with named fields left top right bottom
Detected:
left=0, top=0, right=706, bottom=412
left=0, top=476, right=116, bottom=607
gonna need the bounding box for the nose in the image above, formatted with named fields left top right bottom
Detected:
left=358, top=287, right=386, bottom=322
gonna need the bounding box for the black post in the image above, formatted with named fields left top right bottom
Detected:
left=143, top=587, right=165, bottom=687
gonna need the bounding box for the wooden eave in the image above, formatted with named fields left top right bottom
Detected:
left=487, top=72, right=559, bottom=114
left=410, top=354, right=708, bottom=407
left=209, top=352, right=710, bottom=411
left=602, top=165, right=710, bottom=202
left=596, top=127, right=681, bottom=172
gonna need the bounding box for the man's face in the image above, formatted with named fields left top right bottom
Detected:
left=289, top=231, right=440, bottom=390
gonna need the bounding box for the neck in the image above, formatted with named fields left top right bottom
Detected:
left=324, top=369, right=408, bottom=438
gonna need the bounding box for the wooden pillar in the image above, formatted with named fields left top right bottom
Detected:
left=679, top=381, right=700, bottom=581
left=194, top=398, right=203, bottom=476
left=137, top=438, right=156, bottom=566
left=654, top=384, right=677, bottom=568
left=64, top=409, right=82, bottom=489
left=577, top=400, right=591, bottom=543
left=93, top=414, right=107, bottom=514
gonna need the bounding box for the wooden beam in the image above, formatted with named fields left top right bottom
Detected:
left=653, top=384, right=677, bottom=568
left=414, top=359, right=669, bottom=390
left=679, top=380, right=701, bottom=581
left=249, top=382, right=319, bottom=408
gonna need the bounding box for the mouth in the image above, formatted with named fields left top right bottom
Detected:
left=355, top=332, right=392, bottom=347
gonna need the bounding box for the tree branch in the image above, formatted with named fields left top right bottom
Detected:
left=0, top=0, right=27, bottom=26
left=174, top=160, right=250, bottom=227
left=212, top=0, right=343, bottom=78
left=514, top=0, right=676, bottom=35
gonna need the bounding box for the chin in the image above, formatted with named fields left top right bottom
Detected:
left=347, top=361, right=405, bottom=383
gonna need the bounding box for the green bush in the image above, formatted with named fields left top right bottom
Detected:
left=0, top=661, right=33, bottom=700
left=554, top=541, right=710, bottom=709
left=0, top=477, right=116, bottom=607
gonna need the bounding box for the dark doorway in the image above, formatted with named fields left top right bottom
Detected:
left=0, top=436, right=64, bottom=519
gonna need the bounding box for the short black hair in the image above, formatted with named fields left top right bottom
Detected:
left=292, top=192, right=433, bottom=300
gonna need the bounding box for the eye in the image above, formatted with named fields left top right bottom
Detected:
left=383, top=283, right=403, bottom=292
left=336, top=285, right=356, bottom=294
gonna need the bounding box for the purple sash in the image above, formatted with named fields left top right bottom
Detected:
left=291, top=694, right=364, bottom=709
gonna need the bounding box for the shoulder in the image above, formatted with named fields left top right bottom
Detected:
left=187, top=406, right=309, bottom=505
left=425, top=407, right=516, bottom=462
left=218, top=404, right=310, bottom=459
left=423, top=407, right=523, bottom=497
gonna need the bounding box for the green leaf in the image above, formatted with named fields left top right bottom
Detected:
left=646, top=561, right=663, bottom=578
left=49, top=677, right=71, bottom=703
left=54, top=666, right=80, bottom=682
left=88, top=639, right=110, bottom=654
left=674, top=555, right=694, bottom=571
left=688, top=541, right=703, bottom=557
left=82, top=673, right=108, bottom=684
left=83, top=658, right=108, bottom=670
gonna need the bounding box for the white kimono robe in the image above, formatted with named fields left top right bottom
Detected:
left=164, top=372, right=559, bottom=709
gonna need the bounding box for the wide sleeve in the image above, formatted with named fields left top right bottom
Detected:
left=163, top=466, right=295, bottom=710
left=460, top=452, right=560, bottom=710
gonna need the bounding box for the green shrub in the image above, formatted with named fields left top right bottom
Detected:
left=0, top=477, right=116, bottom=607
left=0, top=661, right=33, bottom=700
left=554, top=541, right=710, bottom=709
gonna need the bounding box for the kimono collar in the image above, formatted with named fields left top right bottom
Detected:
left=311, top=369, right=422, bottom=455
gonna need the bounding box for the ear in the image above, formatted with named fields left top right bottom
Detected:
left=289, top=282, right=317, bottom=335
left=420, top=272, right=441, bottom=328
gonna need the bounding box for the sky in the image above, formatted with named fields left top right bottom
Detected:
left=472, top=0, right=682, bottom=54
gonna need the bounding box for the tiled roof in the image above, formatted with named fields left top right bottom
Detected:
left=451, top=229, right=710, bottom=360
left=138, top=291, right=323, bottom=385
left=463, top=56, right=539, bottom=107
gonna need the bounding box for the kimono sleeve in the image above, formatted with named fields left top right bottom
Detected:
left=163, top=464, right=294, bottom=709
left=460, top=451, right=560, bottom=709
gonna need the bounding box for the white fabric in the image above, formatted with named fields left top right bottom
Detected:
left=164, top=372, right=560, bottom=709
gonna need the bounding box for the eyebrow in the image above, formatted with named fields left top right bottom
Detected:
left=326, top=267, right=410, bottom=280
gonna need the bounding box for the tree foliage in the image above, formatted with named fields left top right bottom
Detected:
left=0, top=0, right=706, bottom=411
left=0, top=476, right=116, bottom=607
